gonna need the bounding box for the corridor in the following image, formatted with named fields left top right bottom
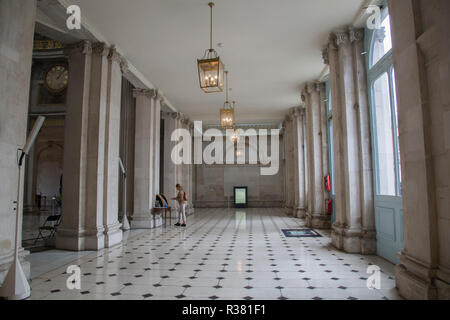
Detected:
left=29, top=209, right=399, bottom=300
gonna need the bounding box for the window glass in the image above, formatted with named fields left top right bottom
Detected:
left=391, top=69, right=401, bottom=195
left=371, top=12, right=392, bottom=67
left=373, top=72, right=396, bottom=195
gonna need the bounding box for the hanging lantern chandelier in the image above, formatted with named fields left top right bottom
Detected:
left=197, top=2, right=225, bottom=93
left=229, top=102, right=240, bottom=143
left=220, top=71, right=235, bottom=129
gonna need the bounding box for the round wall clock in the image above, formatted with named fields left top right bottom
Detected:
left=44, top=65, right=68, bottom=94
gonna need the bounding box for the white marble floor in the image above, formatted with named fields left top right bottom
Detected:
left=29, top=208, right=402, bottom=300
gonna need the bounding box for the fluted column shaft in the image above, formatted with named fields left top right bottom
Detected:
left=131, top=89, right=161, bottom=229
left=57, top=41, right=126, bottom=250
left=324, top=28, right=374, bottom=253
left=303, top=83, right=329, bottom=228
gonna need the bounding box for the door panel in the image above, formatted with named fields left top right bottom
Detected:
left=374, top=195, right=403, bottom=264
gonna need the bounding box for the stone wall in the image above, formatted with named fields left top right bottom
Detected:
left=388, top=0, right=450, bottom=300
left=194, top=135, right=285, bottom=208
left=0, top=0, right=37, bottom=285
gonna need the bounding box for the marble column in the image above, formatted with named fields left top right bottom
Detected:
left=289, top=107, right=306, bottom=218
left=388, top=0, right=450, bottom=300
left=57, top=42, right=126, bottom=250
left=319, top=84, right=330, bottom=212
left=324, top=28, right=375, bottom=253
left=303, top=83, right=329, bottom=228
left=132, top=89, right=161, bottom=229
left=102, top=47, right=127, bottom=247
left=0, top=0, right=36, bottom=284
left=302, top=112, right=309, bottom=214
left=283, top=116, right=294, bottom=214
left=162, top=112, right=178, bottom=208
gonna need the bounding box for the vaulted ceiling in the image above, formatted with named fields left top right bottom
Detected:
left=67, top=0, right=364, bottom=124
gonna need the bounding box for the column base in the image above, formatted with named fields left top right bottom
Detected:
left=56, top=227, right=105, bottom=251
left=306, top=212, right=331, bottom=229
left=361, top=230, right=376, bottom=255
left=395, top=253, right=450, bottom=300
left=131, top=213, right=162, bottom=229
left=0, top=250, right=31, bottom=287
left=331, top=223, right=345, bottom=250
left=104, top=222, right=123, bottom=248
left=284, top=206, right=293, bottom=216
left=331, top=224, right=364, bottom=253
left=295, top=208, right=306, bottom=219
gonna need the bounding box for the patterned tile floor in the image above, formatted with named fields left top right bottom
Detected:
left=29, top=208, right=402, bottom=300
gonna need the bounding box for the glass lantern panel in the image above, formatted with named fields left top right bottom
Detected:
left=220, top=109, right=234, bottom=128
left=198, top=57, right=224, bottom=93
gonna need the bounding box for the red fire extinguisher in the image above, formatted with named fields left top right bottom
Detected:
left=324, top=175, right=331, bottom=192
left=324, top=175, right=332, bottom=214
left=326, top=199, right=332, bottom=214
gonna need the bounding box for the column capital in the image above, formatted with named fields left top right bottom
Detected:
left=284, top=114, right=293, bottom=123
left=349, top=28, right=364, bottom=43
left=170, top=112, right=184, bottom=120
left=306, top=82, right=316, bottom=94
left=92, top=42, right=109, bottom=56
left=333, top=30, right=350, bottom=47
left=290, top=106, right=303, bottom=119
left=315, top=82, right=325, bottom=92
left=107, top=46, right=122, bottom=63
left=65, top=40, right=92, bottom=56
left=322, top=46, right=329, bottom=65
left=155, top=89, right=165, bottom=104
left=133, top=88, right=156, bottom=99
left=301, top=90, right=307, bottom=102
left=327, top=34, right=339, bottom=51
left=107, top=46, right=129, bottom=74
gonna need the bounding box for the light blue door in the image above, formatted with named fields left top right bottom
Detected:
left=366, top=6, right=404, bottom=264
left=374, top=196, right=403, bottom=264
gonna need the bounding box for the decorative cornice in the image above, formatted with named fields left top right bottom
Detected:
left=65, top=40, right=92, bottom=56
left=349, top=28, right=364, bottom=43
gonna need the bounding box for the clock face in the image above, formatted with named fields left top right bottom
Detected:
left=45, top=65, right=68, bottom=93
